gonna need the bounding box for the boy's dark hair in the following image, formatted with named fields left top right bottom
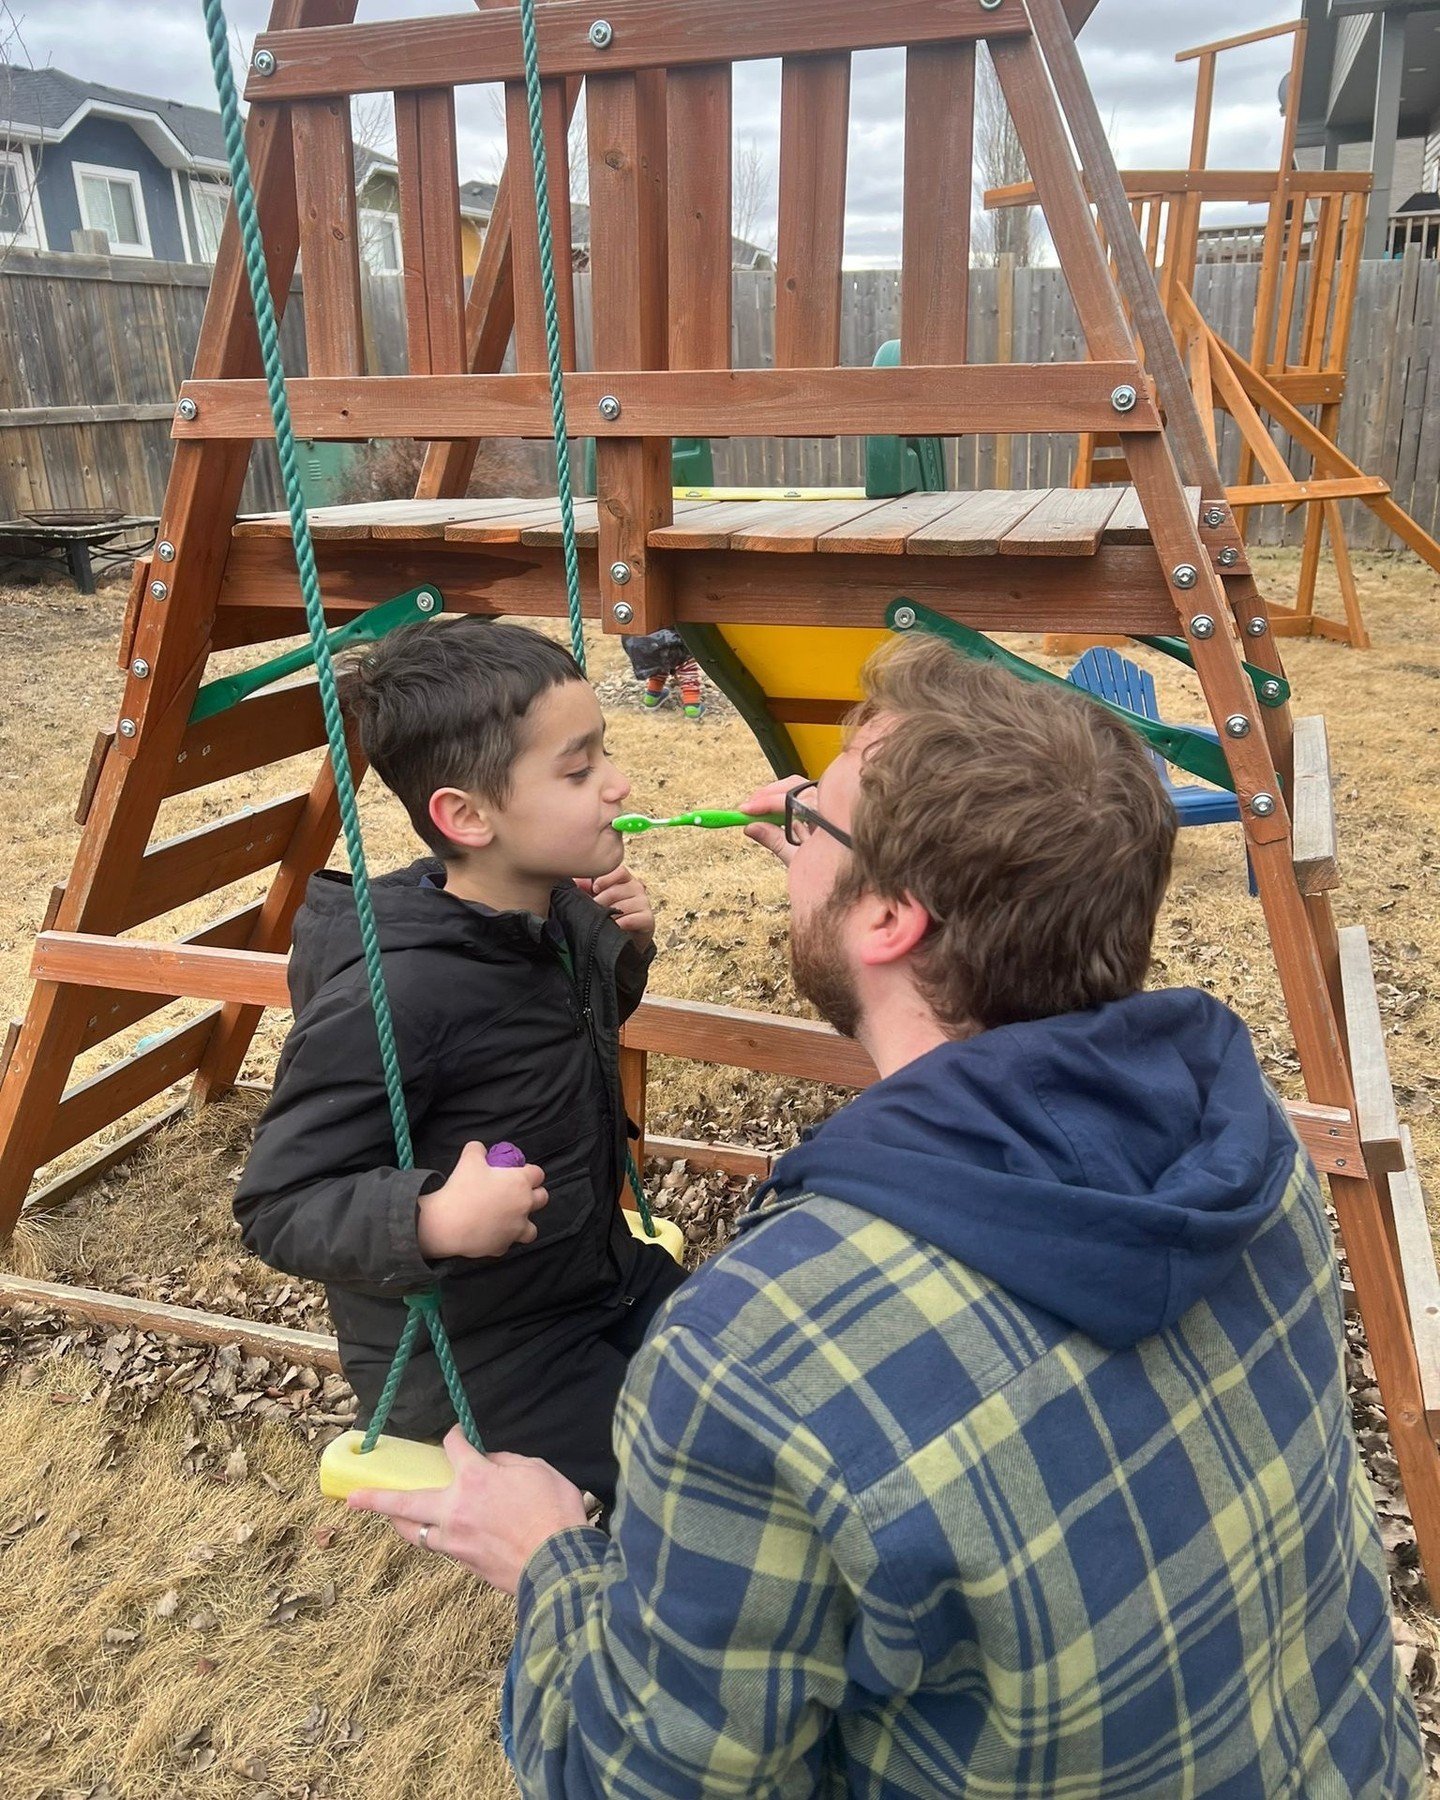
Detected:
left=339, top=617, right=583, bottom=858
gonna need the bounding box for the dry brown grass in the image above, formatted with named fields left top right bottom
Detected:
left=0, top=544, right=1438, bottom=1796
left=0, top=1358, right=518, bottom=1800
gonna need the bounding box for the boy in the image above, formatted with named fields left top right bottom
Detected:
left=234, top=618, right=687, bottom=1505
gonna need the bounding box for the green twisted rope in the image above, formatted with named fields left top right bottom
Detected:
left=200, top=0, right=481, bottom=1452
left=516, top=0, right=586, bottom=677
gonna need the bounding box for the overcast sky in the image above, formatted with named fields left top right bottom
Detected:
left=14, top=0, right=1304, bottom=263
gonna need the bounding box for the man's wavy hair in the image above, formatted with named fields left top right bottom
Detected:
left=835, top=636, right=1178, bottom=1033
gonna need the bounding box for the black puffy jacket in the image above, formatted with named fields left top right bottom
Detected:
left=233, top=858, right=653, bottom=1434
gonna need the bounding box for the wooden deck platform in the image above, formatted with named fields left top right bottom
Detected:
left=234, top=486, right=1198, bottom=558
left=212, top=486, right=1222, bottom=663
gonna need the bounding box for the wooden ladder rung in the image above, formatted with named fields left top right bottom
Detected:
left=123, top=792, right=310, bottom=932
left=42, top=1010, right=222, bottom=1165
left=1291, top=716, right=1339, bottom=896
left=1337, top=924, right=1407, bottom=1178
left=1388, top=1124, right=1440, bottom=1432
left=31, top=933, right=290, bottom=1011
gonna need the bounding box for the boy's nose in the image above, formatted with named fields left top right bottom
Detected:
left=604, top=767, right=631, bottom=804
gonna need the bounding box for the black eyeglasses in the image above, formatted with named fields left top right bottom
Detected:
left=784, top=780, right=853, bottom=851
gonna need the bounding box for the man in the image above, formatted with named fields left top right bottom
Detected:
left=352, top=637, right=1423, bottom=1798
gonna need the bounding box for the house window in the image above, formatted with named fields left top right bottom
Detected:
left=360, top=207, right=402, bottom=275
left=190, top=178, right=231, bottom=263
left=73, top=163, right=151, bottom=256
left=0, top=149, right=40, bottom=248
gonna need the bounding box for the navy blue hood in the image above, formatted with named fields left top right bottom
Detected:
left=749, top=989, right=1301, bottom=1350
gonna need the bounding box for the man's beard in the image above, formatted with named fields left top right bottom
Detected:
left=789, top=892, right=862, bottom=1039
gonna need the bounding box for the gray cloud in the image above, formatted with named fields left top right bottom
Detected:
left=17, top=0, right=1305, bottom=262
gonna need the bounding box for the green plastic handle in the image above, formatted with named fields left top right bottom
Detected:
left=613, top=809, right=785, bottom=834
left=188, top=586, right=445, bottom=724
left=1134, top=635, right=1290, bottom=709
left=886, top=600, right=1242, bottom=793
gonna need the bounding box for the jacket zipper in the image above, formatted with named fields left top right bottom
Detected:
left=566, top=904, right=626, bottom=1201
left=568, top=905, right=605, bottom=1052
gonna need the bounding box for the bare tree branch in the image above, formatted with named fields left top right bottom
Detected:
left=732, top=133, right=774, bottom=262
left=0, top=2, right=43, bottom=269
left=972, top=47, right=1038, bottom=268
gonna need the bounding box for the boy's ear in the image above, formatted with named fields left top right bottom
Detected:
left=428, top=787, right=495, bottom=852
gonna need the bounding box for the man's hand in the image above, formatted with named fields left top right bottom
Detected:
left=348, top=1426, right=592, bottom=1594
left=581, top=864, right=655, bottom=947
left=417, top=1143, right=548, bottom=1260
left=740, top=775, right=811, bottom=866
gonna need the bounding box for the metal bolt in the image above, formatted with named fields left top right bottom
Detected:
left=149, top=579, right=168, bottom=601
left=609, top=561, right=632, bottom=585
left=1224, top=714, right=1250, bottom=738
left=252, top=48, right=276, bottom=75
left=612, top=601, right=634, bottom=625
left=1172, top=563, right=1198, bottom=589
left=1188, top=614, right=1215, bottom=639
left=131, top=658, right=150, bottom=680
left=1260, top=679, right=1283, bottom=703
left=1245, top=616, right=1268, bottom=637
left=1250, top=792, right=1277, bottom=818
left=1203, top=506, right=1226, bottom=529
left=598, top=394, right=621, bottom=421
left=892, top=605, right=918, bottom=630
left=176, top=397, right=198, bottom=421
left=1109, top=383, right=1137, bottom=414
left=587, top=18, right=613, bottom=47
left=415, top=591, right=437, bottom=612
left=1218, top=547, right=1239, bottom=568
left=118, top=717, right=137, bottom=738
left=156, top=540, right=176, bottom=562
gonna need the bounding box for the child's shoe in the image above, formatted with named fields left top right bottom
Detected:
left=643, top=675, right=668, bottom=709
left=677, top=658, right=704, bottom=721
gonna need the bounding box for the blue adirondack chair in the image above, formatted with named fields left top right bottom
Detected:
left=1066, top=647, right=1256, bottom=892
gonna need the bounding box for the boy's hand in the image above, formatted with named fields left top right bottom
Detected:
left=579, top=865, right=655, bottom=948
left=417, top=1143, right=548, bottom=1261
left=741, top=775, right=811, bottom=867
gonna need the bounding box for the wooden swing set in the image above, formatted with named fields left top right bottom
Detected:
left=991, top=16, right=1440, bottom=649
left=3, top=0, right=1440, bottom=1577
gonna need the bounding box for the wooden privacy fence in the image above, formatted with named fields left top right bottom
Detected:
left=2, top=246, right=1437, bottom=550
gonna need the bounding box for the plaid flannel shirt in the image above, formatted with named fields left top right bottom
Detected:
left=512, top=1143, right=1423, bottom=1798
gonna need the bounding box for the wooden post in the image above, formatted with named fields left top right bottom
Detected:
left=588, top=69, right=673, bottom=635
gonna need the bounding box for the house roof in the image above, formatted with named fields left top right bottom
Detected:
left=1, top=67, right=496, bottom=213
left=0, top=64, right=229, bottom=169
left=459, top=179, right=499, bottom=217
left=565, top=198, right=771, bottom=265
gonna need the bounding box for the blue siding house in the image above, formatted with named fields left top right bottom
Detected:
left=0, top=66, right=235, bottom=262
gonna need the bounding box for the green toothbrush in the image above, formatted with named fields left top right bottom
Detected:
left=613, top=808, right=785, bottom=835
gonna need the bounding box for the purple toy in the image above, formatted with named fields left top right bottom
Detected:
left=486, top=1141, right=526, bottom=1168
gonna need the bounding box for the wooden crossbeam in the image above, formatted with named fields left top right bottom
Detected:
left=175, top=365, right=1162, bottom=441
left=248, top=0, right=1032, bottom=99
left=23, top=934, right=1370, bottom=1182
